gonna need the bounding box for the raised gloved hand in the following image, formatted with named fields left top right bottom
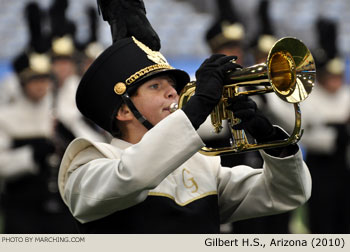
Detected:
left=182, top=54, right=242, bottom=129
left=227, top=96, right=275, bottom=142
left=97, top=0, right=161, bottom=50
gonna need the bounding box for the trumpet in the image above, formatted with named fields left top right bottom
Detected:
left=173, top=37, right=316, bottom=156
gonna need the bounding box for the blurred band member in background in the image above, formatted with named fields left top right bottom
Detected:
left=301, top=56, right=350, bottom=233
left=0, top=51, right=77, bottom=233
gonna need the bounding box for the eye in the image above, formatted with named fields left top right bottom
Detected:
left=149, top=83, right=159, bottom=89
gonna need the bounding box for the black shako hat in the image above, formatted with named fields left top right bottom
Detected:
left=76, top=36, right=190, bottom=133
left=205, top=0, right=244, bottom=52
left=13, top=52, right=51, bottom=85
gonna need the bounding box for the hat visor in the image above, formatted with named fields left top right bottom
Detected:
left=20, top=70, right=51, bottom=84
left=127, top=68, right=190, bottom=95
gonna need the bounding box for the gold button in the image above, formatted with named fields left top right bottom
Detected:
left=114, top=82, right=126, bottom=95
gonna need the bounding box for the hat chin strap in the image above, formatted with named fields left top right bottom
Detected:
left=121, top=93, right=153, bottom=130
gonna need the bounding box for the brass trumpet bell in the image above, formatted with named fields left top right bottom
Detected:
left=178, top=37, right=316, bottom=156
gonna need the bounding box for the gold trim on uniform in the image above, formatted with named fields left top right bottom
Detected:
left=125, top=64, right=174, bottom=85
left=148, top=191, right=218, bottom=206
left=114, top=82, right=127, bottom=95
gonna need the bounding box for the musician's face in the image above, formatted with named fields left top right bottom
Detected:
left=322, top=74, right=343, bottom=94
left=131, top=75, right=179, bottom=125
left=51, top=58, right=76, bottom=86
left=24, top=77, right=52, bottom=102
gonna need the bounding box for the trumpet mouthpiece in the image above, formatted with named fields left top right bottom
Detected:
left=169, top=103, right=178, bottom=113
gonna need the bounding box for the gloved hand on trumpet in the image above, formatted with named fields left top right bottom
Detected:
left=225, top=95, right=299, bottom=157
left=179, top=54, right=299, bottom=157
left=226, top=95, right=275, bottom=142
left=180, top=54, right=275, bottom=142
left=171, top=37, right=315, bottom=156
left=182, top=54, right=242, bottom=130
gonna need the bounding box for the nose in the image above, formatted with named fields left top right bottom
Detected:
left=165, top=83, right=178, bottom=99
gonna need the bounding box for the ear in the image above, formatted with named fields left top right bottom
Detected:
left=116, top=104, right=133, bottom=121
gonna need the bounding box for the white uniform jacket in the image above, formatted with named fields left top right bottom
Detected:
left=58, top=110, right=311, bottom=232
left=0, top=95, right=53, bottom=178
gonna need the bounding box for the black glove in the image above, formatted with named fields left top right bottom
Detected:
left=228, top=96, right=302, bottom=157
left=97, top=0, right=161, bottom=50
left=182, top=54, right=242, bottom=129
left=227, top=96, right=275, bottom=142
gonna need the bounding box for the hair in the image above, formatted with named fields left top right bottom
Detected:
left=110, top=118, right=123, bottom=138
left=109, top=104, right=123, bottom=138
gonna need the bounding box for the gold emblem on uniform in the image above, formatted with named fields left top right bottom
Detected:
left=114, top=82, right=127, bottom=95
left=182, top=168, right=198, bottom=193
left=132, top=36, right=168, bottom=65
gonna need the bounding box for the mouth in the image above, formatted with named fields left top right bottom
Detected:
left=163, top=102, right=178, bottom=113
left=163, top=105, right=174, bottom=114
